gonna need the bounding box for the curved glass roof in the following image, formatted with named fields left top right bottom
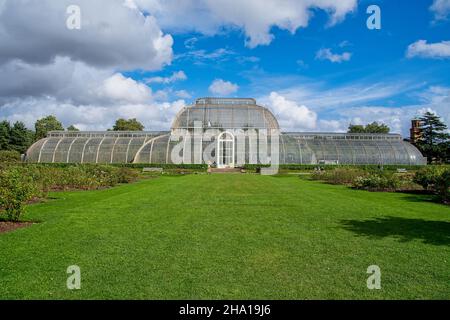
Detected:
left=171, top=97, right=280, bottom=130
left=24, top=98, right=427, bottom=166
left=26, top=131, right=426, bottom=165
left=25, top=131, right=168, bottom=164
left=279, top=133, right=426, bottom=165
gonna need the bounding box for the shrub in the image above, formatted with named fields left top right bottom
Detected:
left=113, top=163, right=208, bottom=171
left=414, top=166, right=450, bottom=202
left=116, top=167, right=139, bottom=184
left=413, top=166, right=446, bottom=191
left=310, top=167, right=420, bottom=192
left=311, top=168, right=368, bottom=185
left=0, top=164, right=142, bottom=221
left=0, top=150, right=21, bottom=163
left=83, top=165, right=119, bottom=188
left=435, top=170, right=450, bottom=203
left=244, top=164, right=426, bottom=172
left=0, top=167, right=38, bottom=221
left=395, top=173, right=419, bottom=191
left=352, top=173, right=401, bottom=191
left=20, top=165, right=57, bottom=197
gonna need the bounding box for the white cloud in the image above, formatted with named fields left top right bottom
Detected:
left=0, top=59, right=186, bottom=130
left=256, top=75, right=449, bottom=136
left=268, top=92, right=317, bottom=131
left=268, top=81, right=414, bottom=113
left=0, top=0, right=173, bottom=70
left=333, top=106, right=407, bottom=134
left=145, top=71, right=187, bottom=84
left=316, top=48, right=352, bottom=63
left=236, top=56, right=260, bottom=64
left=338, top=40, right=352, bottom=48
left=0, top=57, right=154, bottom=106
left=0, top=0, right=183, bottom=131
left=430, top=0, right=450, bottom=21
left=209, top=79, right=239, bottom=96
left=326, top=98, right=450, bottom=137
left=406, top=40, right=450, bottom=59
left=123, top=0, right=138, bottom=10
left=184, top=37, right=198, bottom=49
left=176, top=48, right=235, bottom=64
left=131, top=0, right=357, bottom=47
left=98, top=73, right=152, bottom=104
left=296, top=60, right=308, bottom=69
left=418, top=85, right=450, bottom=104
left=0, top=96, right=186, bottom=131
left=317, top=119, right=346, bottom=132
left=175, top=90, right=192, bottom=99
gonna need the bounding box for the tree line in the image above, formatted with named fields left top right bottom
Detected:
left=0, top=116, right=145, bottom=155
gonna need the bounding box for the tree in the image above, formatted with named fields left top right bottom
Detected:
left=415, top=111, right=450, bottom=163
left=348, top=122, right=390, bottom=134
left=441, top=141, right=450, bottom=163
left=348, top=124, right=366, bottom=133
left=0, top=120, right=11, bottom=150
left=9, top=122, right=33, bottom=154
left=365, top=122, right=390, bottom=134
left=35, top=115, right=64, bottom=140
left=67, top=125, right=80, bottom=131
left=111, top=118, right=144, bottom=131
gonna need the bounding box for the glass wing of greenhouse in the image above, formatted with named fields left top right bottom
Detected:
left=25, top=98, right=427, bottom=166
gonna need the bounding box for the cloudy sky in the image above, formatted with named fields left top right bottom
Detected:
left=0, top=0, right=449, bottom=135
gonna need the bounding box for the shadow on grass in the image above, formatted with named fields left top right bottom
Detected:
left=340, top=216, right=450, bottom=246
left=397, top=192, right=444, bottom=205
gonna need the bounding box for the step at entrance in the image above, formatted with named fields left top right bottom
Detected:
left=208, top=167, right=243, bottom=174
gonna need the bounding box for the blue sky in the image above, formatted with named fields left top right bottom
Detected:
left=143, top=0, right=449, bottom=101
left=127, top=0, right=450, bottom=134
left=0, top=0, right=449, bottom=134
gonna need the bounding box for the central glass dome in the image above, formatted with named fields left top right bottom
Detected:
left=171, top=97, right=280, bottom=130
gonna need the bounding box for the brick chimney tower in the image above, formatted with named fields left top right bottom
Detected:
left=410, top=119, right=422, bottom=144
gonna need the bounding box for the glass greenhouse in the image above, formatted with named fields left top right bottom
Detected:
left=26, top=98, right=427, bottom=166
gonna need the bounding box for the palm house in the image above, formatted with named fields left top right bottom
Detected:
left=25, top=97, right=427, bottom=167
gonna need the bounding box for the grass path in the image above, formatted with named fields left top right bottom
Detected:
left=0, top=175, right=449, bottom=299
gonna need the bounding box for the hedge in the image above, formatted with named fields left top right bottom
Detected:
left=29, top=163, right=208, bottom=170
left=243, top=164, right=428, bottom=172
left=0, top=150, right=21, bottom=164
left=0, top=165, right=139, bottom=222
left=414, top=166, right=450, bottom=203
left=22, top=163, right=432, bottom=173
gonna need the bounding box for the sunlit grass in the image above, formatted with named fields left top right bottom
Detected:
left=0, top=175, right=449, bottom=299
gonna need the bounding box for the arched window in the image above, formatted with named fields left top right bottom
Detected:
left=217, top=131, right=235, bottom=168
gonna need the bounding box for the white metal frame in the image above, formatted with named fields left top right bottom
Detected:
left=37, top=139, right=50, bottom=163
left=217, top=131, right=235, bottom=168
left=110, top=137, right=120, bottom=164
left=66, top=137, right=79, bottom=163
left=51, top=138, right=64, bottom=163
left=125, top=138, right=134, bottom=163
left=80, top=137, right=92, bottom=164
left=95, top=137, right=107, bottom=163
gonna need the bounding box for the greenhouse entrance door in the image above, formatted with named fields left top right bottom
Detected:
left=217, top=131, right=235, bottom=168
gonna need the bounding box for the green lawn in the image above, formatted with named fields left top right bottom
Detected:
left=0, top=174, right=449, bottom=299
